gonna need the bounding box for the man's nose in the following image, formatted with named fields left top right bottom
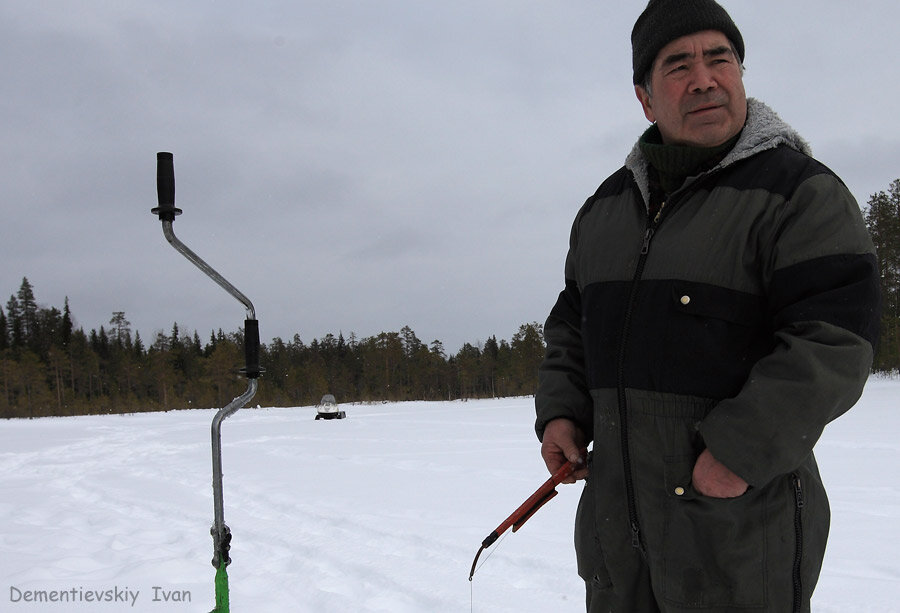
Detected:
left=689, top=64, right=718, bottom=92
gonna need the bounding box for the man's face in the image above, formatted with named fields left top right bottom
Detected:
left=635, top=30, right=747, bottom=148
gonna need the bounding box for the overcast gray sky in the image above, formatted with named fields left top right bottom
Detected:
left=2, top=1, right=898, bottom=353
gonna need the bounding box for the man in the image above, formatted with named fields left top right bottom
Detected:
left=535, top=1, right=881, bottom=612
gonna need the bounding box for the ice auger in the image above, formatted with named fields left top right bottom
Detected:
left=151, top=152, right=262, bottom=613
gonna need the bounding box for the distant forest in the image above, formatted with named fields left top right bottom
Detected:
left=3, top=179, right=898, bottom=419
left=0, top=277, right=546, bottom=418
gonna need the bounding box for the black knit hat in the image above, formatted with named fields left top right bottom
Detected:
left=631, top=0, right=744, bottom=85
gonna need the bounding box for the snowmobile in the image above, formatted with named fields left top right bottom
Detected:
left=315, top=394, right=346, bottom=420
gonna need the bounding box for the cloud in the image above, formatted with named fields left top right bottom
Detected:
left=2, top=0, right=899, bottom=354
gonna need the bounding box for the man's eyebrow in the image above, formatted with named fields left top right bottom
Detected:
left=660, top=52, right=692, bottom=68
left=704, top=45, right=734, bottom=59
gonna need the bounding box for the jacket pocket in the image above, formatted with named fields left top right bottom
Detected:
left=661, top=455, right=767, bottom=608
left=662, top=282, right=771, bottom=398
left=575, top=479, right=613, bottom=590
left=670, top=283, right=762, bottom=326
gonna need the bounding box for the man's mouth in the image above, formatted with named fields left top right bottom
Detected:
left=688, top=103, right=722, bottom=115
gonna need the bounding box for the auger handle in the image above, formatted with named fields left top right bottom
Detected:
left=152, top=152, right=182, bottom=221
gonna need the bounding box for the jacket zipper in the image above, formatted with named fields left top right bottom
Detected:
left=616, top=199, right=668, bottom=553
left=792, top=473, right=805, bottom=613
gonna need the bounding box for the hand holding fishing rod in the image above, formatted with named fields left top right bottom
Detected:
left=151, top=152, right=262, bottom=613
left=468, top=456, right=586, bottom=581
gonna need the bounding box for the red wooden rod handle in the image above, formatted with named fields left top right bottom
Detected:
left=483, top=459, right=577, bottom=547
left=469, top=460, right=580, bottom=581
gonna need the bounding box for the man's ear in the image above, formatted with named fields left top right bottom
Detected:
left=635, top=84, right=655, bottom=123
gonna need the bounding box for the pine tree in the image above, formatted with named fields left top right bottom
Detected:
left=482, top=336, right=500, bottom=397
left=865, top=179, right=900, bottom=370
left=429, top=339, right=446, bottom=360
left=5, top=296, right=22, bottom=351
left=133, top=331, right=145, bottom=357
left=205, top=330, right=217, bottom=357
left=91, top=326, right=111, bottom=360
left=170, top=322, right=181, bottom=350
left=16, top=278, right=38, bottom=347
left=109, top=312, right=132, bottom=348
left=34, top=307, right=62, bottom=359
left=510, top=322, right=545, bottom=395
left=0, top=307, right=7, bottom=352
left=61, top=298, right=73, bottom=348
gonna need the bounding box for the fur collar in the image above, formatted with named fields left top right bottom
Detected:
left=625, top=98, right=811, bottom=207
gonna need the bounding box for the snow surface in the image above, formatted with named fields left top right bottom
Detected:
left=1, top=378, right=898, bottom=612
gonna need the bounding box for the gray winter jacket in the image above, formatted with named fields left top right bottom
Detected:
left=535, top=98, right=880, bottom=611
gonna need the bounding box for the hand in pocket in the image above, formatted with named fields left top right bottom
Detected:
left=692, top=448, right=748, bottom=498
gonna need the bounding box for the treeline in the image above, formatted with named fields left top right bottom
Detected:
left=0, top=277, right=546, bottom=418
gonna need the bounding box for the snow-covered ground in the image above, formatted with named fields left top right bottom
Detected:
left=1, top=378, right=898, bottom=612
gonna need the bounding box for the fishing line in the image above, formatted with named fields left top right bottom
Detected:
left=469, top=531, right=511, bottom=612
left=470, top=530, right=510, bottom=613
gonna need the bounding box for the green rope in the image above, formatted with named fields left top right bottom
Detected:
left=210, top=564, right=230, bottom=613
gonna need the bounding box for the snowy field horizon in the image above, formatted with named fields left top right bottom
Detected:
left=1, top=377, right=898, bottom=612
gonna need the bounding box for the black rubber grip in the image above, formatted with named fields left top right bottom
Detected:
left=157, top=152, right=175, bottom=207
left=243, top=319, right=261, bottom=378
left=152, top=152, right=181, bottom=220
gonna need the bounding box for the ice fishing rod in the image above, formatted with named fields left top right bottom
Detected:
left=468, top=459, right=581, bottom=581
left=151, top=152, right=262, bottom=613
